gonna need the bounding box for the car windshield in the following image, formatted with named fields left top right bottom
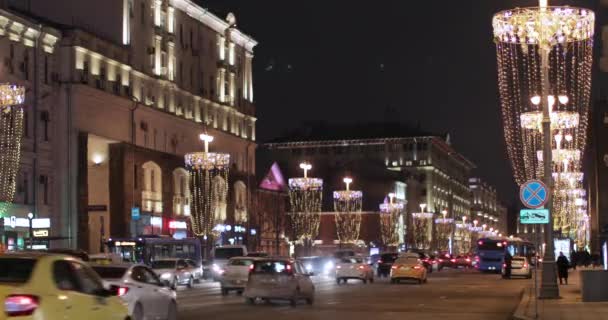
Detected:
left=151, top=260, right=176, bottom=269
left=340, top=257, right=363, bottom=264
left=0, top=258, right=37, bottom=283
left=252, top=261, right=291, bottom=274
left=228, top=259, right=254, bottom=266
left=214, top=248, right=245, bottom=260
left=396, top=257, right=420, bottom=265
left=92, top=266, right=128, bottom=279
left=380, top=254, right=398, bottom=262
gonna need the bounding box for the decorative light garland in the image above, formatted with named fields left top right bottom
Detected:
left=0, top=84, right=24, bottom=218
left=412, top=212, right=433, bottom=250
left=288, top=171, right=323, bottom=242
left=333, top=188, right=363, bottom=244
left=435, top=218, right=454, bottom=252
left=379, top=194, right=403, bottom=247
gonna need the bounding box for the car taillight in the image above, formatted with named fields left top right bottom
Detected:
left=502, top=263, right=506, bottom=268
left=378, top=260, right=382, bottom=264
left=118, top=287, right=129, bottom=296
left=478, top=241, right=483, bottom=245
left=438, top=259, right=443, bottom=263
left=523, top=263, right=529, bottom=268
left=5, top=295, right=39, bottom=317
left=249, top=264, right=254, bottom=272
left=413, top=266, right=422, bottom=270
left=286, top=264, right=293, bottom=275
left=466, top=258, right=471, bottom=262
left=475, top=256, right=480, bottom=261
left=336, top=265, right=342, bottom=269
left=358, top=265, right=365, bottom=270
left=450, top=259, right=456, bottom=263
left=391, top=265, right=398, bottom=270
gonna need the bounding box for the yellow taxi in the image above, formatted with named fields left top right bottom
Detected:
left=390, top=253, right=428, bottom=284
left=0, top=252, right=129, bottom=320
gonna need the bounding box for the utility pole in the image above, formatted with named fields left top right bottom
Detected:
left=538, top=0, right=560, bottom=299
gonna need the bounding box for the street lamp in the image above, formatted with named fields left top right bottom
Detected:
left=419, top=203, right=427, bottom=212
left=388, top=193, right=395, bottom=205
left=343, top=177, right=352, bottom=191
left=199, top=133, right=214, bottom=153
left=441, top=209, right=448, bottom=219
left=27, top=212, right=33, bottom=249
left=299, top=162, right=312, bottom=179
left=482, top=224, right=487, bottom=231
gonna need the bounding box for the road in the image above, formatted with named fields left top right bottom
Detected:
left=177, top=269, right=529, bottom=320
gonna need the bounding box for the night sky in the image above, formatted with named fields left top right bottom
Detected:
left=199, top=0, right=597, bottom=205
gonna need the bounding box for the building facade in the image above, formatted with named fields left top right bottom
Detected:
left=469, top=177, right=501, bottom=231
left=3, top=0, right=258, bottom=251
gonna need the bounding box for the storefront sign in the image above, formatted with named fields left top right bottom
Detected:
left=150, top=216, right=163, bottom=227
left=131, top=207, right=141, bottom=221
left=168, top=220, right=187, bottom=229
left=115, top=241, right=136, bottom=246
left=3, top=217, right=50, bottom=229
left=33, top=229, right=49, bottom=238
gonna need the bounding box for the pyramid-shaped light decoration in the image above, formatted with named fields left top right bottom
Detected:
left=185, top=133, right=230, bottom=237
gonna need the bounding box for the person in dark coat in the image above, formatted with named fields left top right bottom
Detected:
left=504, top=251, right=513, bottom=279
left=570, top=250, right=577, bottom=270
left=556, top=252, right=570, bottom=285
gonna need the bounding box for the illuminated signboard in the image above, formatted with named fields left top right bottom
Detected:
left=115, top=241, right=137, bottom=246
left=150, top=216, right=163, bottom=227
left=3, top=217, right=50, bottom=229
left=169, top=220, right=187, bottom=229
left=33, top=229, right=49, bottom=237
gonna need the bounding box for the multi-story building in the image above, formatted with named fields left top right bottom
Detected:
left=0, top=8, right=60, bottom=251
left=496, top=202, right=508, bottom=236
left=4, top=0, right=257, bottom=252
left=469, top=177, right=500, bottom=230
left=261, top=123, right=476, bottom=250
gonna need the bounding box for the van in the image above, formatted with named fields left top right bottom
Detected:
left=211, top=245, right=248, bottom=280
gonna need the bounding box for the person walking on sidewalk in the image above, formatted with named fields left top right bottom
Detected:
left=556, top=252, right=570, bottom=285
left=503, top=251, right=513, bottom=279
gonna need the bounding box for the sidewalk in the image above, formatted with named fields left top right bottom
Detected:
left=513, top=267, right=608, bottom=320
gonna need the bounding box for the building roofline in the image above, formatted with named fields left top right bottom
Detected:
left=171, top=0, right=257, bottom=52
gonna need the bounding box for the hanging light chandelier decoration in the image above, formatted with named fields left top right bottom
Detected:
left=435, top=210, right=454, bottom=252
left=288, top=162, right=323, bottom=242
left=0, top=84, right=24, bottom=217
left=185, top=133, right=230, bottom=237
left=493, top=5, right=594, bottom=241
left=412, top=203, right=433, bottom=250
left=379, top=193, right=402, bottom=247
left=455, top=216, right=472, bottom=254
left=333, top=177, right=362, bottom=244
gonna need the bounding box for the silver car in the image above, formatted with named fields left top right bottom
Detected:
left=151, top=258, right=197, bottom=289
left=221, top=257, right=260, bottom=295
left=244, top=258, right=315, bottom=307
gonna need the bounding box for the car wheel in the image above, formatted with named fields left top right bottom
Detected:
left=418, top=278, right=423, bottom=284
left=237, top=290, right=243, bottom=296
left=221, top=288, right=229, bottom=296
left=166, top=301, right=177, bottom=320
left=195, top=277, right=201, bottom=284
left=246, top=298, right=255, bottom=305
left=306, top=296, right=314, bottom=305
left=369, top=277, right=374, bottom=283
left=290, top=298, right=297, bottom=307
left=423, top=277, right=428, bottom=283
left=132, top=303, right=143, bottom=320
left=187, top=276, right=194, bottom=288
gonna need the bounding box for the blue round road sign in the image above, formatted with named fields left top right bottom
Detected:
left=520, top=180, right=548, bottom=209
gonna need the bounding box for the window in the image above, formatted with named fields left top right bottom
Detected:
left=150, top=169, right=155, bottom=192
left=141, top=267, right=162, bottom=286
left=91, top=266, right=127, bottom=279
left=70, top=261, right=105, bottom=295
left=177, top=260, right=188, bottom=269
left=189, top=28, right=193, bottom=49
left=53, top=261, right=80, bottom=291
left=40, top=111, right=49, bottom=141
left=0, top=258, right=37, bottom=283
left=179, top=62, right=183, bottom=84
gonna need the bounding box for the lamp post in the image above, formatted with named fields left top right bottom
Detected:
left=27, top=212, right=33, bottom=249
left=299, top=162, right=312, bottom=179
left=343, top=177, right=352, bottom=191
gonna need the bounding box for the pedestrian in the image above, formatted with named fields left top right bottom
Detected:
left=556, top=252, right=570, bottom=285
left=583, top=250, right=591, bottom=267
left=570, top=250, right=577, bottom=270
left=503, top=251, right=513, bottom=279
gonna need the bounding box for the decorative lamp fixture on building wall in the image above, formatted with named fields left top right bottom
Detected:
left=333, top=177, right=363, bottom=244
left=185, top=133, right=230, bottom=237
left=0, top=84, right=25, bottom=218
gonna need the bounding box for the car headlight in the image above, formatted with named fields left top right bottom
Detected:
left=324, top=261, right=334, bottom=272
left=160, top=272, right=172, bottom=279
left=305, top=264, right=313, bottom=272
left=212, top=264, right=220, bottom=272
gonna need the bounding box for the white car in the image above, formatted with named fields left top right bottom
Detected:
left=185, top=259, right=204, bottom=283
left=220, top=257, right=259, bottom=295
left=335, top=257, right=374, bottom=284
left=502, top=256, right=532, bottom=279
left=211, top=245, right=248, bottom=281
left=92, top=264, right=177, bottom=320
left=244, top=258, right=314, bottom=307
left=151, top=258, right=197, bottom=289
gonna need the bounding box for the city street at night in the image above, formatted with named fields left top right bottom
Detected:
left=177, top=269, right=528, bottom=320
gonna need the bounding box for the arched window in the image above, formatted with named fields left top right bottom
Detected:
left=211, top=175, right=227, bottom=222
left=173, top=168, right=190, bottom=216
left=234, top=181, right=247, bottom=223
left=142, top=161, right=162, bottom=213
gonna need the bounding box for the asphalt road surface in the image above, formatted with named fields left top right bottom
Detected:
left=177, top=268, right=529, bottom=320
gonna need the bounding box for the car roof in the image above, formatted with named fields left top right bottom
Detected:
left=398, top=253, right=421, bottom=259
left=90, top=263, right=138, bottom=268
left=254, top=257, right=293, bottom=263
left=153, top=258, right=180, bottom=261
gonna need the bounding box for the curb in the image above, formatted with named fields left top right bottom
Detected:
left=512, top=286, right=536, bottom=320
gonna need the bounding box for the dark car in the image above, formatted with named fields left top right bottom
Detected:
left=455, top=255, right=473, bottom=268
left=438, top=253, right=457, bottom=269
left=377, top=253, right=399, bottom=277
left=41, top=248, right=90, bottom=261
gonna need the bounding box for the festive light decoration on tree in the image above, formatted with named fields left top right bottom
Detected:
left=412, top=203, right=433, bottom=250
left=333, top=177, right=362, bottom=244
left=435, top=210, right=454, bottom=252
left=185, top=133, right=230, bottom=237
left=288, top=163, right=322, bottom=243
left=494, top=6, right=594, bottom=244
left=379, top=193, right=402, bottom=247
left=455, top=222, right=472, bottom=254
left=0, top=84, right=24, bottom=217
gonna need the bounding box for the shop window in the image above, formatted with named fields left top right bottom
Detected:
left=142, top=161, right=162, bottom=213
left=172, top=168, right=190, bottom=216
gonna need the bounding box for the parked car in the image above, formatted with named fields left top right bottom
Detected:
left=92, top=264, right=177, bottom=320
left=244, top=258, right=314, bottom=307
left=502, top=256, right=532, bottom=279
left=0, top=252, right=128, bottom=319
left=335, top=257, right=374, bottom=284
left=390, top=253, right=428, bottom=284
left=220, top=257, right=260, bottom=295
left=151, top=258, right=197, bottom=289
left=377, top=253, right=399, bottom=277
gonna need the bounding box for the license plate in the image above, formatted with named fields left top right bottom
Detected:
left=401, top=267, right=410, bottom=270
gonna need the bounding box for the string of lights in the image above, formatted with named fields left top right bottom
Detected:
left=0, top=84, right=24, bottom=218
left=333, top=188, right=362, bottom=244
